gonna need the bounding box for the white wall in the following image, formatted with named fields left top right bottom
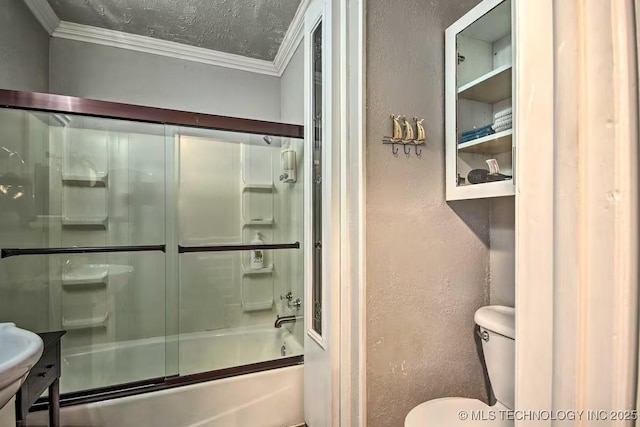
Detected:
left=49, top=39, right=282, bottom=122
left=489, top=197, right=515, bottom=306
left=280, top=44, right=305, bottom=125
left=0, top=0, right=49, bottom=92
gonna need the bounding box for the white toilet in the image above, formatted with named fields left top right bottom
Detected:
left=405, top=305, right=515, bottom=426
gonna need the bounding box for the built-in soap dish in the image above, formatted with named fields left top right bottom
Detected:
left=62, top=313, right=109, bottom=330
left=242, top=265, right=274, bottom=275
left=62, top=216, right=108, bottom=229
left=62, top=264, right=133, bottom=287
left=62, top=173, right=108, bottom=187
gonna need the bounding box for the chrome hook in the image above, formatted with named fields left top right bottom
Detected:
left=404, top=144, right=411, bottom=155
left=391, top=143, right=398, bottom=155
left=415, top=145, right=422, bottom=157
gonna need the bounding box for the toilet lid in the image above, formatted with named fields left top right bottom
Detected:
left=405, top=398, right=513, bottom=427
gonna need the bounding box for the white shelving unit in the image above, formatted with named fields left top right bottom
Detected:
left=446, top=0, right=516, bottom=200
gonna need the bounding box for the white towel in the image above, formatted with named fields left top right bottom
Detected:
left=493, top=117, right=512, bottom=127
left=493, top=123, right=512, bottom=133
left=494, top=108, right=513, bottom=120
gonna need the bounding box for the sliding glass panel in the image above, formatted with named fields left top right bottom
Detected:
left=174, top=127, right=304, bottom=375
left=0, top=108, right=170, bottom=393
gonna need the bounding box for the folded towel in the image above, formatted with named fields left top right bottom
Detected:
left=460, top=129, right=493, bottom=143
left=494, top=116, right=512, bottom=126
left=494, top=108, right=513, bottom=119
left=461, top=124, right=493, bottom=138
left=462, top=128, right=493, bottom=137
left=492, top=119, right=513, bottom=130
left=493, top=123, right=512, bottom=133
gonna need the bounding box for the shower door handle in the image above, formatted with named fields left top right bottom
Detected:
left=178, top=242, right=300, bottom=254
left=1, top=244, right=166, bottom=259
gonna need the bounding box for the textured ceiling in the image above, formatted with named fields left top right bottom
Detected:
left=46, top=0, right=302, bottom=61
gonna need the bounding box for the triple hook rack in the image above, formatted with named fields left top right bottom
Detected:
left=382, top=114, right=426, bottom=156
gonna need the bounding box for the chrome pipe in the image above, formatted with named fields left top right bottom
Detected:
left=274, top=315, right=303, bottom=328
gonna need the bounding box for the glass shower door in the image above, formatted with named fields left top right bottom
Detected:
left=173, top=127, right=305, bottom=376
left=0, top=108, right=173, bottom=393
left=0, top=103, right=304, bottom=396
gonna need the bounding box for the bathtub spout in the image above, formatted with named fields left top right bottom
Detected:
left=274, top=315, right=302, bottom=328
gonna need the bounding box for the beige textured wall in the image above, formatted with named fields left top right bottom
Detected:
left=365, top=0, right=491, bottom=426
left=489, top=198, right=516, bottom=306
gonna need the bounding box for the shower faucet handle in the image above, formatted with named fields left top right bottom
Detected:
left=288, top=298, right=302, bottom=310
left=280, top=292, right=293, bottom=302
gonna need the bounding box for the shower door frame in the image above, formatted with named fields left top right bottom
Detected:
left=0, top=88, right=305, bottom=409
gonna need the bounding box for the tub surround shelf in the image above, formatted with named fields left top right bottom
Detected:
left=242, top=265, right=274, bottom=275
left=242, top=183, right=273, bottom=191
left=62, top=313, right=109, bottom=330
left=243, top=219, right=274, bottom=226
left=62, top=173, right=108, bottom=187
left=62, top=270, right=107, bottom=287
left=61, top=217, right=108, bottom=229
left=241, top=300, right=273, bottom=312
left=62, top=264, right=134, bottom=287
left=458, top=129, right=513, bottom=154
left=458, top=65, right=512, bottom=103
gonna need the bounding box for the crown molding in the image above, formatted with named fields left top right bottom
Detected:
left=22, top=0, right=60, bottom=35
left=24, top=0, right=309, bottom=77
left=53, top=22, right=281, bottom=76
left=273, top=0, right=310, bottom=75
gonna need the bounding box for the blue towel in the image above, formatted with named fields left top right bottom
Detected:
left=460, top=128, right=493, bottom=143
left=461, top=124, right=492, bottom=138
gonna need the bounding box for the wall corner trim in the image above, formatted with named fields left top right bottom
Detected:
left=22, top=0, right=60, bottom=35
left=274, top=0, right=310, bottom=75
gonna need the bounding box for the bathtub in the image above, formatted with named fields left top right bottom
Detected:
left=29, top=366, right=304, bottom=427
left=60, top=326, right=303, bottom=393
left=28, top=327, right=304, bottom=427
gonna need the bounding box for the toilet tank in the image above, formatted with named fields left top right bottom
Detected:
left=474, top=305, right=515, bottom=409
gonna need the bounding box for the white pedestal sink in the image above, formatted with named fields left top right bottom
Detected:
left=0, top=323, right=43, bottom=410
